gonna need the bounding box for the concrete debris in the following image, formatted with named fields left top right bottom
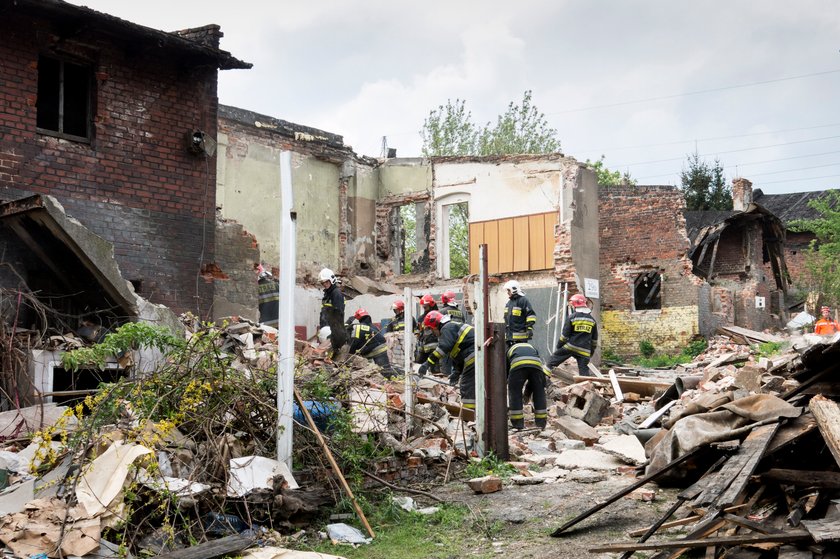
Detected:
left=466, top=476, right=503, bottom=494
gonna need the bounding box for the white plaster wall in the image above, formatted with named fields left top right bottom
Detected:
left=433, top=160, right=565, bottom=222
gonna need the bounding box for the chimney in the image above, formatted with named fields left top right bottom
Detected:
left=732, top=177, right=753, bottom=212
left=174, top=24, right=223, bottom=49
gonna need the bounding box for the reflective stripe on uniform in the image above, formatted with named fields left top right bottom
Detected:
left=509, top=357, right=543, bottom=372
left=363, top=344, right=388, bottom=358
left=450, top=324, right=472, bottom=357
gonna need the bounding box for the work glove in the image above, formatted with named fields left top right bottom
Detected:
left=417, top=363, right=429, bottom=377
left=449, top=376, right=459, bottom=387
left=527, top=328, right=534, bottom=341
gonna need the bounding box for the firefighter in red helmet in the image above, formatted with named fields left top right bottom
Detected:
left=546, top=293, right=598, bottom=377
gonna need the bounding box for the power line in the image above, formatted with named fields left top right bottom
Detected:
left=741, top=162, right=840, bottom=178
left=758, top=174, right=840, bottom=186
left=635, top=152, right=840, bottom=180
left=548, top=69, right=840, bottom=115
left=615, top=134, right=840, bottom=168
left=574, top=122, right=840, bottom=155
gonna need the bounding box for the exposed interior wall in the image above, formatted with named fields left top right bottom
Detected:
left=212, top=219, right=260, bottom=322
left=599, top=185, right=700, bottom=357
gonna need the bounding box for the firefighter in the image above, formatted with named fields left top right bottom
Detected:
left=547, top=293, right=597, bottom=377
left=815, top=306, right=840, bottom=336
left=439, top=290, right=465, bottom=323
left=507, top=342, right=548, bottom=430
left=417, top=310, right=476, bottom=410
left=318, top=268, right=346, bottom=360
left=348, top=309, right=396, bottom=379
left=385, top=299, right=416, bottom=333
left=415, top=294, right=440, bottom=367
left=503, top=280, right=537, bottom=346
left=256, top=264, right=279, bottom=328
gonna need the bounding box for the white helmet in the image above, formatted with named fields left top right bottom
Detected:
left=318, top=268, right=337, bottom=284
left=504, top=279, right=523, bottom=296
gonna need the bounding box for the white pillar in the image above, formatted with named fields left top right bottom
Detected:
left=277, top=151, right=296, bottom=467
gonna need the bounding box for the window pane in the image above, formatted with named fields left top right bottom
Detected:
left=63, top=61, right=90, bottom=138
left=36, top=56, right=60, bottom=131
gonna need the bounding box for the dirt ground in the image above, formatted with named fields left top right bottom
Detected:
left=431, top=474, right=683, bottom=558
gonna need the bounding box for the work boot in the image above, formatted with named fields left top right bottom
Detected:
left=510, top=418, right=525, bottom=431
left=535, top=418, right=547, bottom=430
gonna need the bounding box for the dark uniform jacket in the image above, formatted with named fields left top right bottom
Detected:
left=425, top=321, right=475, bottom=371
left=504, top=294, right=537, bottom=343
left=506, top=342, right=544, bottom=374
left=385, top=313, right=417, bottom=333
left=441, top=303, right=465, bottom=324
left=348, top=318, right=388, bottom=358
left=257, top=276, right=280, bottom=327
left=415, top=306, right=439, bottom=362
left=319, top=284, right=345, bottom=328
left=556, top=309, right=598, bottom=358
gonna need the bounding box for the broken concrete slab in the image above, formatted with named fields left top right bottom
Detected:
left=511, top=475, right=544, bottom=486
left=555, top=439, right=586, bottom=450
left=555, top=415, right=600, bottom=446
left=0, top=404, right=76, bottom=440
left=552, top=449, right=624, bottom=471
left=567, top=469, right=608, bottom=483
left=597, top=435, right=648, bottom=466
left=531, top=467, right=569, bottom=482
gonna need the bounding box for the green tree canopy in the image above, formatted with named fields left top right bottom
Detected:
left=790, top=191, right=840, bottom=307
left=421, top=91, right=561, bottom=157
left=680, top=152, right=732, bottom=211
left=585, top=155, right=636, bottom=186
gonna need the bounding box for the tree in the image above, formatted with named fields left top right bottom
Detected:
left=680, top=152, right=732, bottom=211
left=420, top=91, right=561, bottom=156
left=449, top=203, right=469, bottom=278
left=790, top=191, right=840, bottom=308
left=420, top=99, right=479, bottom=157
left=585, top=155, right=636, bottom=186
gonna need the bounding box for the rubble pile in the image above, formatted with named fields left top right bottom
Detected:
left=545, top=327, right=840, bottom=557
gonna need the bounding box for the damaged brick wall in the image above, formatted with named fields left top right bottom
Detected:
left=781, top=230, right=814, bottom=288
left=0, top=12, right=221, bottom=315
left=373, top=192, right=433, bottom=281
left=599, top=185, right=700, bottom=356
left=212, top=219, right=260, bottom=322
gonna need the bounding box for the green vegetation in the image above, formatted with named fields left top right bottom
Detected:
left=421, top=91, right=561, bottom=157
left=681, top=152, right=732, bottom=211
left=632, top=338, right=708, bottom=368
left=790, top=190, right=840, bottom=308
left=464, top=452, right=517, bottom=479
left=585, top=155, right=635, bottom=186
left=754, top=341, right=783, bottom=358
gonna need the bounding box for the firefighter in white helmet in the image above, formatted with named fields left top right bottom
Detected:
left=318, top=268, right=346, bottom=359
left=503, top=280, right=537, bottom=345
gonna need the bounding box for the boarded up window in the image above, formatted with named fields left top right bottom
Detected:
left=634, top=271, right=662, bottom=310
left=468, top=211, right=557, bottom=274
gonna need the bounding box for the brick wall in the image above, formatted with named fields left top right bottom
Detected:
left=783, top=231, right=815, bottom=287
left=599, top=185, right=700, bottom=355
left=0, top=13, right=221, bottom=315
left=212, top=218, right=260, bottom=321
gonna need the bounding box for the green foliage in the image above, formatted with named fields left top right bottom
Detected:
left=638, top=340, right=655, bottom=358
left=601, top=347, right=622, bottom=363
left=680, top=152, right=732, bottom=211
left=633, top=339, right=709, bottom=368
left=448, top=202, right=470, bottom=277
left=790, top=191, right=840, bottom=307
left=585, top=155, right=636, bottom=186
left=464, top=452, right=517, bottom=479
left=400, top=204, right=417, bottom=274
left=683, top=338, right=708, bottom=358
left=421, top=91, right=561, bottom=157
left=61, top=322, right=184, bottom=371
left=754, top=341, right=782, bottom=358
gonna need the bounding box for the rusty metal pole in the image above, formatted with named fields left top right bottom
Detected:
left=487, top=322, right=509, bottom=459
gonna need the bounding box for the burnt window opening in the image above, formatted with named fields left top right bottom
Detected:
left=49, top=364, right=127, bottom=407
left=634, top=271, right=662, bottom=310
left=390, top=202, right=430, bottom=275
left=37, top=55, right=93, bottom=142
left=129, top=279, right=142, bottom=294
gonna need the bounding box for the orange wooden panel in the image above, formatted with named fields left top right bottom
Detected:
left=469, top=222, right=484, bottom=274
left=529, top=214, right=546, bottom=270
left=484, top=220, right=499, bottom=274
left=498, top=218, right=514, bottom=273
left=513, top=216, right=530, bottom=272
left=544, top=213, right=557, bottom=268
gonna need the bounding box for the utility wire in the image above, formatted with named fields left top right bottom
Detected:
left=635, top=151, right=840, bottom=180
left=758, top=174, right=840, bottom=186
left=547, top=69, right=840, bottom=115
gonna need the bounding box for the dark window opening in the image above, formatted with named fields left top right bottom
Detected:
left=634, top=271, right=662, bottom=310
left=50, top=366, right=126, bottom=407
left=37, top=55, right=92, bottom=141
left=129, top=279, right=143, bottom=294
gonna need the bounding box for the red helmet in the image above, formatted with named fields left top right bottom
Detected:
left=392, top=300, right=405, bottom=312
left=441, top=290, right=456, bottom=305
left=569, top=294, right=588, bottom=308
left=423, top=310, right=446, bottom=330
left=419, top=294, right=436, bottom=307
left=354, top=308, right=370, bottom=320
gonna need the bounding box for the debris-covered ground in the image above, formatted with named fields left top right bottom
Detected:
left=0, top=317, right=838, bottom=558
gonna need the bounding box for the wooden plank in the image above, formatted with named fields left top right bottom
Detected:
left=469, top=222, right=484, bottom=275
left=512, top=216, right=530, bottom=272
left=573, top=375, right=672, bottom=397
left=617, top=498, right=686, bottom=559
left=544, top=213, right=556, bottom=268
left=721, top=512, right=781, bottom=534
left=153, top=535, right=255, bottom=559
left=484, top=220, right=499, bottom=274
left=628, top=505, right=746, bottom=538
left=648, top=510, right=727, bottom=559
left=801, top=518, right=840, bottom=542
left=609, top=369, right=623, bottom=402
left=810, top=394, right=840, bottom=469
left=720, top=325, right=784, bottom=344
left=528, top=213, right=545, bottom=270
left=639, top=400, right=676, bottom=429
left=766, top=413, right=818, bottom=455
left=497, top=218, right=514, bottom=273
left=591, top=531, right=811, bottom=553
left=762, top=469, right=840, bottom=489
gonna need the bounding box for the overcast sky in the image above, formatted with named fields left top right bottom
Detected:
left=69, top=1, right=840, bottom=194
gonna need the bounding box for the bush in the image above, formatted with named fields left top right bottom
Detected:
left=639, top=340, right=655, bottom=358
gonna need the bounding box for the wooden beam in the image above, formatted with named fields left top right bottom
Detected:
left=590, top=531, right=810, bottom=553
left=707, top=236, right=721, bottom=279
left=153, top=535, right=255, bottom=559
left=761, top=468, right=840, bottom=489
left=810, top=394, right=840, bottom=469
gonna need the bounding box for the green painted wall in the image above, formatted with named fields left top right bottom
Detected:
left=378, top=159, right=431, bottom=197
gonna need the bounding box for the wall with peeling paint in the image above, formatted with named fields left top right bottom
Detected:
left=379, top=159, right=432, bottom=197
